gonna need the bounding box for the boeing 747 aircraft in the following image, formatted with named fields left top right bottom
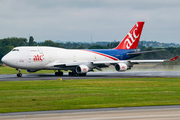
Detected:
left=1, top=21, right=178, bottom=77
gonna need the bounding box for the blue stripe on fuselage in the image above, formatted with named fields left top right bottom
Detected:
left=87, top=49, right=140, bottom=60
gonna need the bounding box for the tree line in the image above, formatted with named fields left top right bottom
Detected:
left=0, top=37, right=180, bottom=65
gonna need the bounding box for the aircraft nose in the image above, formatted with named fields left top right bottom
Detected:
left=1, top=54, right=14, bottom=66
left=1, top=56, right=6, bottom=63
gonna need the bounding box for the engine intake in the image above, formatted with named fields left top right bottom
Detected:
left=76, top=65, right=89, bottom=73
left=115, top=63, right=128, bottom=72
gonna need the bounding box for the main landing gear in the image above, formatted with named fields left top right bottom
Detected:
left=54, top=70, right=87, bottom=76
left=55, top=70, right=63, bottom=76
left=68, top=70, right=86, bottom=76
left=16, top=69, right=22, bottom=77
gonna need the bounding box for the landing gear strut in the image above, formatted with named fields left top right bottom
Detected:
left=17, top=69, right=22, bottom=77
left=55, top=70, right=63, bottom=76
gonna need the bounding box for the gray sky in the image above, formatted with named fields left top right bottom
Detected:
left=0, top=0, right=180, bottom=43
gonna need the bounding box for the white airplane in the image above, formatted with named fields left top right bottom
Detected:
left=1, top=21, right=178, bottom=77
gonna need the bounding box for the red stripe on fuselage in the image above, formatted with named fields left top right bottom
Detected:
left=82, top=50, right=118, bottom=61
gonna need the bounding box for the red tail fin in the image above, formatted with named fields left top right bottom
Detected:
left=115, top=21, right=145, bottom=49
left=170, top=56, right=178, bottom=61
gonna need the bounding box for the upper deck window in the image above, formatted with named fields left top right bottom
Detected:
left=11, top=49, right=19, bottom=51
left=31, top=50, right=37, bottom=52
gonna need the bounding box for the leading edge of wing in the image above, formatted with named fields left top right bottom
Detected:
left=46, top=62, right=91, bottom=67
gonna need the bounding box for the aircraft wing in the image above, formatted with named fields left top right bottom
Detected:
left=93, top=56, right=179, bottom=65
left=46, top=56, right=178, bottom=70
left=46, top=62, right=92, bottom=67
left=127, top=49, right=165, bottom=55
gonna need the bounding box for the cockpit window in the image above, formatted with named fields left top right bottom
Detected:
left=11, top=49, right=19, bottom=51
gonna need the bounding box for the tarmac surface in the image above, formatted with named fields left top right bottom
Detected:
left=1, top=105, right=180, bottom=120
left=0, top=71, right=180, bottom=81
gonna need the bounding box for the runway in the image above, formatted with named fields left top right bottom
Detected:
left=1, top=105, right=180, bottom=120
left=0, top=71, right=180, bottom=81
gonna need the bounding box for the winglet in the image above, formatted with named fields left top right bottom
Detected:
left=170, top=56, right=179, bottom=61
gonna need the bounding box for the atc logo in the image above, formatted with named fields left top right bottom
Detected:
left=124, top=23, right=140, bottom=49
left=122, top=66, right=126, bottom=69
left=33, top=54, right=44, bottom=62
left=83, top=68, right=87, bottom=71
left=124, top=23, right=139, bottom=49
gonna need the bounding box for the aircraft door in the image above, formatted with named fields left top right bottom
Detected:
left=16, top=57, right=27, bottom=68
left=37, top=46, right=43, bottom=54
left=32, top=53, right=44, bottom=69
left=94, top=55, right=97, bottom=61
left=26, top=54, right=33, bottom=69
left=26, top=48, right=44, bottom=69
left=73, top=55, right=76, bottom=62
left=48, top=53, right=53, bottom=63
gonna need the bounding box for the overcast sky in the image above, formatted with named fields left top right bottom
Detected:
left=0, top=0, right=180, bottom=43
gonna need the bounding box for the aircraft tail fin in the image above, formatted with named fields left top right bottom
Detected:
left=115, top=21, right=145, bottom=49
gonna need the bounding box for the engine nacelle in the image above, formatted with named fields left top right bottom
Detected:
left=76, top=65, right=89, bottom=73
left=115, top=63, right=128, bottom=72
left=26, top=70, right=39, bottom=73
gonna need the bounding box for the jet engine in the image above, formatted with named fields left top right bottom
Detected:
left=115, top=63, right=128, bottom=72
left=76, top=65, right=89, bottom=73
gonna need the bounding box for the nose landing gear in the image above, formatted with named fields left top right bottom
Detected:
left=16, top=69, right=22, bottom=77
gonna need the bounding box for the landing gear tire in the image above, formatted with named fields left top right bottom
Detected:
left=55, top=72, right=58, bottom=76
left=17, top=73, right=22, bottom=77
left=68, top=72, right=77, bottom=76
left=68, top=72, right=72, bottom=76
left=68, top=71, right=86, bottom=76
left=79, top=73, right=86, bottom=76
left=55, top=71, right=63, bottom=76
left=16, top=69, right=22, bottom=77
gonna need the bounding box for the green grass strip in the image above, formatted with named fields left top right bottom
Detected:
left=0, top=78, right=180, bottom=113
left=0, top=66, right=55, bottom=74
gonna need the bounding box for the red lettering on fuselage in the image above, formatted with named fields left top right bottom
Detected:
left=33, top=54, right=44, bottom=62
left=19, top=59, right=24, bottom=62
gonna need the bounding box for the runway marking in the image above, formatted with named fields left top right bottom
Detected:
left=81, top=114, right=180, bottom=119
left=1, top=107, right=180, bottom=120
left=1, top=113, right=180, bottom=120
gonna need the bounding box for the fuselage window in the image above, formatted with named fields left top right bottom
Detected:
left=11, top=49, right=19, bottom=51
left=31, top=50, right=37, bottom=52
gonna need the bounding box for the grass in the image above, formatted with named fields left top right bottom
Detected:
left=0, top=78, right=180, bottom=113
left=1, top=63, right=180, bottom=75
left=0, top=66, right=55, bottom=74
